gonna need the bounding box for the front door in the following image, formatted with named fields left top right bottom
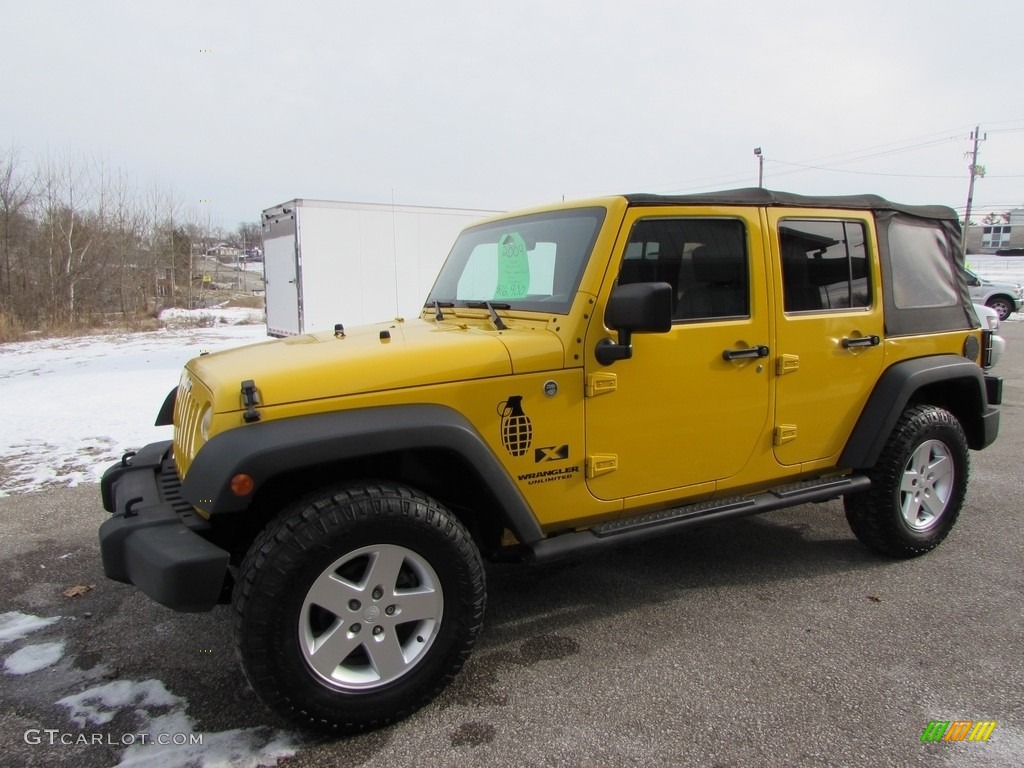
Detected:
left=584, top=208, right=772, bottom=502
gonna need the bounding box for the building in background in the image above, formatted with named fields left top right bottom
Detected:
left=964, top=208, right=1024, bottom=254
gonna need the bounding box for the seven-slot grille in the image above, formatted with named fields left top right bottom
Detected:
left=172, top=370, right=209, bottom=477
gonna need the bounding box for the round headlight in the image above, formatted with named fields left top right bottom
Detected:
left=200, top=404, right=213, bottom=440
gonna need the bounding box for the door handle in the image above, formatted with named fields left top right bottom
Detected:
left=841, top=335, right=880, bottom=349
left=722, top=345, right=769, bottom=361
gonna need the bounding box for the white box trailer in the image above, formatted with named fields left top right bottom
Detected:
left=261, top=199, right=498, bottom=337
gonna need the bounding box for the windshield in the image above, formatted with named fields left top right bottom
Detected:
left=426, top=207, right=606, bottom=314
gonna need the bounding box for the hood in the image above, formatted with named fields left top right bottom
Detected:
left=188, top=318, right=563, bottom=412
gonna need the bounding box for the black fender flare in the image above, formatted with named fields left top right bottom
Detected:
left=155, top=386, right=177, bottom=426
left=179, top=404, right=544, bottom=544
left=839, top=354, right=993, bottom=469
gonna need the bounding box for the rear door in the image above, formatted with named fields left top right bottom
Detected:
left=263, top=222, right=300, bottom=337
left=767, top=209, right=885, bottom=466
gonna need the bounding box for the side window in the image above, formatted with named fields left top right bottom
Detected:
left=779, top=220, right=869, bottom=312
left=619, top=218, right=749, bottom=321
left=886, top=218, right=957, bottom=309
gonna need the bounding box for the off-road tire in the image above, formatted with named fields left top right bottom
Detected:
left=844, top=405, right=969, bottom=558
left=232, top=482, right=486, bottom=734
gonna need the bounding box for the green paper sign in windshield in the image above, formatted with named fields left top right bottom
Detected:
left=495, top=232, right=530, bottom=299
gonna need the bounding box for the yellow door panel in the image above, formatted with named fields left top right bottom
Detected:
left=768, top=211, right=885, bottom=466
left=584, top=207, right=772, bottom=501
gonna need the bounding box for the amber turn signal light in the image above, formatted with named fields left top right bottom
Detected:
left=230, top=473, right=255, bottom=496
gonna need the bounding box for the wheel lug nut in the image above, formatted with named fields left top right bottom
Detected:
left=373, top=625, right=383, bottom=636
left=349, top=600, right=360, bottom=611
left=385, top=605, right=395, bottom=616
left=350, top=623, right=361, bottom=634
left=372, top=587, right=384, bottom=600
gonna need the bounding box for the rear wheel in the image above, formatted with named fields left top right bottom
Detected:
left=844, top=405, right=969, bottom=558
left=233, top=482, right=486, bottom=734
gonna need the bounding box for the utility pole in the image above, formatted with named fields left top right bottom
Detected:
left=753, top=147, right=764, bottom=188
left=962, top=125, right=987, bottom=256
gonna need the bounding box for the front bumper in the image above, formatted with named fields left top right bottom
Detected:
left=99, top=441, right=229, bottom=612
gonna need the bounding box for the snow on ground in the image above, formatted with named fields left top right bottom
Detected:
left=60, top=678, right=297, bottom=768
left=966, top=254, right=1024, bottom=283
left=4, top=641, right=65, bottom=674
left=0, top=311, right=267, bottom=496
left=0, top=610, right=298, bottom=767
left=158, top=306, right=263, bottom=324
left=0, top=611, right=61, bottom=643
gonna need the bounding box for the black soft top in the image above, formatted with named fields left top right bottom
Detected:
left=625, top=188, right=958, bottom=222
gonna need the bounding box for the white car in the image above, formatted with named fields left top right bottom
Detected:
left=966, top=269, right=1022, bottom=321
left=974, top=303, right=1005, bottom=368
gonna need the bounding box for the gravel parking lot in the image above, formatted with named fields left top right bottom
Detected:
left=1, top=323, right=1022, bottom=768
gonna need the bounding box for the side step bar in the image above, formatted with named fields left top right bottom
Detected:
left=528, top=475, right=870, bottom=563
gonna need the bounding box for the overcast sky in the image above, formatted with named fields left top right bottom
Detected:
left=3, top=0, right=1022, bottom=229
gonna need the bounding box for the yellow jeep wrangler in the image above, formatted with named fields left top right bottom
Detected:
left=99, top=189, right=1001, bottom=733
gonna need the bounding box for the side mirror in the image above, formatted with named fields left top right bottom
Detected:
left=595, top=282, right=673, bottom=365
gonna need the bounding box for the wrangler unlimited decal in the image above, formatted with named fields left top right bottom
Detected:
left=518, top=465, right=580, bottom=485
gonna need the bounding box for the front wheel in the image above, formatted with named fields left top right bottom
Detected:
left=986, top=296, right=1014, bottom=321
left=233, top=483, right=486, bottom=734
left=844, top=405, right=969, bottom=558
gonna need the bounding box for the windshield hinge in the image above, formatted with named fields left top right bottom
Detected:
left=585, top=372, right=617, bottom=397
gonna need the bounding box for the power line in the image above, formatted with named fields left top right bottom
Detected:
left=660, top=125, right=985, bottom=192
left=767, top=160, right=963, bottom=179
left=576, top=120, right=1024, bottom=197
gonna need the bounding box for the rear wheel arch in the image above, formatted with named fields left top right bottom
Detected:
left=844, top=403, right=969, bottom=558
left=840, top=355, right=987, bottom=469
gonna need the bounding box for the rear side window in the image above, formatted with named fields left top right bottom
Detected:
left=778, top=220, right=869, bottom=313
left=886, top=219, right=958, bottom=309
left=618, top=218, right=749, bottom=321
left=875, top=210, right=971, bottom=336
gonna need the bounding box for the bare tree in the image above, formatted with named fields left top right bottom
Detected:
left=235, top=221, right=262, bottom=250
left=105, top=167, right=147, bottom=317
left=38, top=150, right=100, bottom=323
left=981, top=211, right=1011, bottom=225
left=0, top=147, right=245, bottom=333
left=0, top=145, right=37, bottom=322
left=147, top=182, right=185, bottom=309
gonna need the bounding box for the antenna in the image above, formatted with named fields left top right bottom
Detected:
left=391, top=189, right=400, bottom=316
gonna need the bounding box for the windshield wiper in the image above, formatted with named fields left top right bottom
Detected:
left=465, top=301, right=509, bottom=330
left=430, top=300, right=454, bottom=321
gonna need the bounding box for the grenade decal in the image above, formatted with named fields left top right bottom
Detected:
left=498, top=396, right=533, bottom=457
